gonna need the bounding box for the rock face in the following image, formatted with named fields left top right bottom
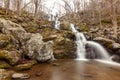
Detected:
left=0, top=18, right=54, bottom=62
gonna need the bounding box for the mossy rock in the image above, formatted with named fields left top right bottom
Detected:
left=78, top=25, right=89, bottom=31
left=54, top=36, right=76, bottom=59
left=26, top=27, right=38, bottom=33
left=3, top=43, right=16, bottom=51
left=63, top=31, right=75, bottom=39
left=14, top=60, right=37, bottom=71
left=0, top=61, right=12, bottom=69
left=60, top=21, right=70, bottom=30
left=0, top=50, right=21, bottom=65
left=0, top=34, right=11, bottom=48
left=40, top=27, right=53, bottom=38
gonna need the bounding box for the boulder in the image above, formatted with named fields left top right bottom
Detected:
left=0, top=50, right=21, bottom=65
left=0, top=18, right=54, bottom=62
left=23, top=33, right=54, bottom=62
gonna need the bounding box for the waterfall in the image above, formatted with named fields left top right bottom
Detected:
left=54, top=17, right=60, bottom=29
left=70, top=24, right=110, bottom=60
left=70, top=24, right=87, bottom=59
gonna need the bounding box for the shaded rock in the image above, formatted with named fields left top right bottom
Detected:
left=0, top=61, right=12, bottom=69
left=0, top=69, right=13, bottom=80
left=12, top=73, right=30, bottom=80
left=14, top=60, right=37, bottom=71
left=54, top=36, right=76, bottom=59
left=0, top=50, right=21, bottom=65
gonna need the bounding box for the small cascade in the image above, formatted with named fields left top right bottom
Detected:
left=85, top=41, right=110, bottom=60
left=70, top=24, right=110, bottom=60
left=54, top=17, right=60, bottom=29
left=70, top=24, right=86, bottom=59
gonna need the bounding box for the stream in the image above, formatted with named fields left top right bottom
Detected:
left=21, top=59, right=120, bottom=80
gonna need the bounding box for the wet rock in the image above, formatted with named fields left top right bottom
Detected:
left=0, top=69, right=13, bottom=80
left=12, top=73, right=30, bottom=80
left=14, top=60, right=37, bottom=71
left=0, top=50, right=21, bottom=65
left=111, top=55, right=120, bottom=63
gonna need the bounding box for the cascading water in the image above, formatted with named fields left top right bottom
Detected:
left=54, top=17, right=60, bottom=29
left=70, top=24, right=110, bottom=60
left=70, top=24, right=86, bottom=59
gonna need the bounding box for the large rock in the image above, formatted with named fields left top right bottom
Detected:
left=23, top=33, right=54, bottom=62
left=0, top=18, right=54, bottom=62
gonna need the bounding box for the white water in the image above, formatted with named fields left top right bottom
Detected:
left=70, top=24, right=110, bottom=60
left=70, top=24, right=87, bottom=59
left=86, top=41, right=110, bottom=60
left=54, top=17, right=60, bottom=29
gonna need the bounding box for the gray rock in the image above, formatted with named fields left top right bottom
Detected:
left=0, top=18, right=54, bottom=62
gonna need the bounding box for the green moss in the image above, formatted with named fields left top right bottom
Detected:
left=0, top=34, right=11, bottom=48
left=40, top=27, right=52, bottom=38
left=101, top=20, right=112, bottom=24
left=79, top=25, right=89, bottom=31
left=0, top=50, right=21, bottom=65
